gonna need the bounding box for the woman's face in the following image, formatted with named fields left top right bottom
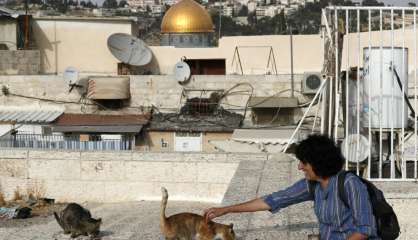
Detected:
left=298, top=161, right=319, bottom=181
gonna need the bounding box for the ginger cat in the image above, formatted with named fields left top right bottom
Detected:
left=160, top=187, right=236, bottom=240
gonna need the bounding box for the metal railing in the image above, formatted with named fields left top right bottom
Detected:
left=323, top=6, right=418, bottom=181
left=0, top=134, right=133, bottom=151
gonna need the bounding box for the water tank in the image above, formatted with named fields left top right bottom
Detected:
left=362, top=47, right=408, bottom=129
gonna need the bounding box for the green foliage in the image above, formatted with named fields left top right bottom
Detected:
left=238, top=5, right=248, bottom=17
left=102, top=0, right=117, bottom=8
left=118, top=0, right=127, bottom=8
left=361, top=0, right=384, bottom=6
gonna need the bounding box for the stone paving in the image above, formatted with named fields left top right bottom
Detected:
left=1, top=153, right=417, bottom=240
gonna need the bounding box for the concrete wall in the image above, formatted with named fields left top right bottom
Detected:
left=32, top=17, right=137, bottom=74
left=29, top=19, right=323, bottom=75
left=0, top=74, right=312, bottom=123
left=146, top=131, right=232, bottom=152
left=0, top=50, right=40, bottom=75
left=147, top=34, right=323, bottom=75
left=0, top=18, right=17, bottom=50
left=0, top=149, right=256, bottom=203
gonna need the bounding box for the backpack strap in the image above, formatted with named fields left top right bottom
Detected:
left=307, top=180, right=316, bottom=200
left=337, top=170, right=349, bottom=208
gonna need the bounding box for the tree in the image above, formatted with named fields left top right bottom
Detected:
left=118, top=0, right=127, bottom=7
left=362, top=0, right=384, bottom=6
left=238, top=5, right=248, bottom=17
left=86, top=0, right=96, bottom=8
left=102, top=0, right=117, bottom=8
left=408, top=2, right=416, bottom=7
left=247, top=11, right=257, bottom=26
left=57, top=0, right=68, bottom=13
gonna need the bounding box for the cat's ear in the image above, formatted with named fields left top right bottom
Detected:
left=229, top=223, right=234, bottom=229
left=97, top=218, right=102, bottom=223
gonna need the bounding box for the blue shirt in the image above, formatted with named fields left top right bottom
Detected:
left=262, top=173, right=380, bottom=240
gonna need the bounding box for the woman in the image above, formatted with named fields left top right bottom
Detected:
left=203, top=134, right=380, bottom=240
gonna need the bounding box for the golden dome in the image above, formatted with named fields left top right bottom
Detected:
left=161, top=0, right=214, bottom=33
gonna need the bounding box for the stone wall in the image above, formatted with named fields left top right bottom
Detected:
left=0, top=74, right=312, bottom=124
left=0, top=149, right=268, bottom=203
left=0, top=50, right=40, bottom=75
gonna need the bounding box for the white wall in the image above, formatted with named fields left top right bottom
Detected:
left=148, top=34, right=323, bottom=75
left=0, top=19, right=17, bottom=50
left=32, top=17, right=136, bottom=74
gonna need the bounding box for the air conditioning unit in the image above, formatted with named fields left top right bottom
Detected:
left=302, top=72, right=323, bottom=94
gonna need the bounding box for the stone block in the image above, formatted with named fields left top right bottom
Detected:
left=28, top=159, right=81, bottom=180
left=104, top=181, right=154, bottom=202
left=0, top=149, right=28, bottom=159
left=171, top=162, right=198, bottom=183
left=80, top=160, right=125, bottom=181
left=183, top=153, right=228, bottom=162
left=0, top=176, right=28, bottom=200
left=227, top=153, right=268, bottom=162
left=124, top=161, right=173, bottom=182
left=157, top=182, right=213, bottom=202
left=197, top=162, right=238, bottom=183
left=0, top=158, right=27, bottom=178
left=81, top=151, right=132, bottom=161
left=141, top=152, right=184, bottom=162
left=29, top=150, right=80, bottom=160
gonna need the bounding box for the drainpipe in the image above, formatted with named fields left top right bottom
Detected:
left=290, top=26, right=294, bottom=98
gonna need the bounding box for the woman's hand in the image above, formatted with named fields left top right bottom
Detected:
left=203, top=207, right=228, bottom=223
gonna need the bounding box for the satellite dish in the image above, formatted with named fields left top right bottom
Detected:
left=173, top=61, right=191, bottom=84
left=107, top=33, right=152, bottom=66
left=64, top=66, right=79, bottom=85
left=341, top=134, right=369, bottom=163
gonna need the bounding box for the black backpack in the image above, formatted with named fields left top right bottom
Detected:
left=308, top=171, right=400, bottom=240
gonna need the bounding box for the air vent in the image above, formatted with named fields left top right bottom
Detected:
left=302, top=72, right=322, bottom=94
left=87, top=76, right=130, bottom=100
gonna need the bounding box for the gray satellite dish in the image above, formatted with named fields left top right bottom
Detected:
left=107, top=33, right=152, bottom=66
left=174, top=61, right=191, bottom=84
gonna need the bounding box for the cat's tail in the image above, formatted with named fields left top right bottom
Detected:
left=160, top=187, right=169, bottom=232
left=53, top=211, right=65, bottom=230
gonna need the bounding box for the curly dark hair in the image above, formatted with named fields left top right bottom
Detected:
left=295, top=134, right=344, bottom=178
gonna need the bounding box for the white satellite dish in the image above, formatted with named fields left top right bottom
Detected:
left=64, top=66, right=79, bottom=85
left=341, top=134, right=369, bottom=163
left=173, top=61, right=191, bottom=84
left=107, top=33, right=152, bottom=66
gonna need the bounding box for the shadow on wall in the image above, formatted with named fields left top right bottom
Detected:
left=140, top=51, right=160, bottom=75
left=31, top=20, right=56, bottom=74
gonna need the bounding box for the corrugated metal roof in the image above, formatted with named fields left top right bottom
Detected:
left=52, top=125, right=143, bottom=133
left=54, top=113, right=150, bottom=126
left=0, top=106, right=64, bottom=124
left=232, top=129, right=308, bottom=144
